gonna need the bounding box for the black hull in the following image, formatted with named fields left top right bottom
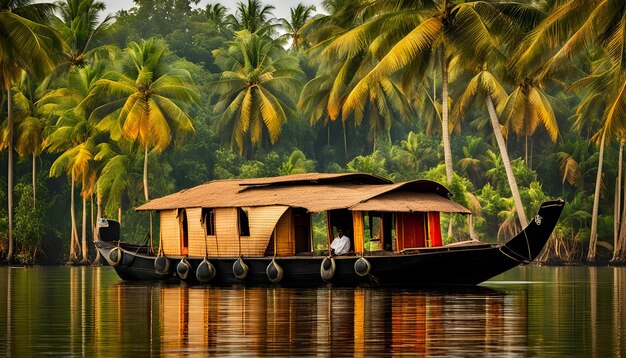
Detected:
left=95, top=200, right=564, bottom=287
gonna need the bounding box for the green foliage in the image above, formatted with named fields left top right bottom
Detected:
left=346, top=152, right=389, bottom=179
left=13, top=183, right=47, bottom=263
left=278, top=149, right=316, bottom=175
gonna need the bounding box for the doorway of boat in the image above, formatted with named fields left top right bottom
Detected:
left=327, top=209, right=355, bottom=254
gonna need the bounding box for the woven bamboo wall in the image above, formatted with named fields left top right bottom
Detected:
left=247, top=206, right=288, bottom=256
left=214, top=208, right=240, bottom=256
left=275, top=209, right=295, bottom=256
left=352, top=211, right=364, bottom=254
left=160, top=209, right=180, bottom=255
left=186, top=208, right=209, bottom=257
left=160, top=206, right=291, bottom=257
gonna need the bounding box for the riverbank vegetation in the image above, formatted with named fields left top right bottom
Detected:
left=2, top=0, right=626, bottom=265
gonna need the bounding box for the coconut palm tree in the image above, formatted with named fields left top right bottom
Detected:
left=11, top=73, right=52, bottom=208
left=279, top=4, right=316, bottom=50
left=47, top=123, right=99, bottom=263
left=322, top=0, right=513, bottom=186
left=454, top=66, right=529, bottom=227
left=204, top=3, right=230, bottom=35
left=211, top=31, right=303, bottom=155
left=53, top=0, right=113, bottom=70
left=43, top=61, right=110, bottom=263
left=0, top=0, right=64, bottom=262
left=94, top=141, right=143, bottom=221
left=456, top=136, right=489, bottom=187
left=508, top=0, right=626, bottom=262
left=87, top=38, right=198, bottom=203
left=278, top=149, right=316, bottom=175
left=86, top=38, right=197, bottom=250
left=498, top=76, right=560, bottom=166
left=225, top=0, right=276, bottom=35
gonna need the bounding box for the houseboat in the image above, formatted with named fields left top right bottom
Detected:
left=94, top=173, right=564, bottom=286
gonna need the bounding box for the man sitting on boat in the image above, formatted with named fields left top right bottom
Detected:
left=331, top=227, right=351, bottom=255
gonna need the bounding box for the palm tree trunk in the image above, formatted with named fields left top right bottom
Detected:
left=6, top=84, right=14, bottom=263
left=615, top=141, right=623, bottom=253
left=93, top=193, right=101, bottom=264
left=613, top=139, right=626, bottom=264
left=441, top=46, right=454, bottom=239
left=143, top=145, right=149, bottom=201
left=70, top=172, right=78, bottom=262
left=588, top=131, right=606, bottom=263
left=81, top=195, right=89, bottom=263
left=342, top=120, right=348, bottom=160
left=440, top=46, right=453, bottom=185
left=486, top=96, right=529, bottom=227
left=32, top=154, right=36, bottom=208
left=143, top=145, right=153, bottom=252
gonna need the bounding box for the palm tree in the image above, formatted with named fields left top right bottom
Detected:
left=87, top=38, right=197, bottom=249
left=204, top=3, right=230, bottom=34
left=225, top=0, right=276, bottom=35
left=456, top=136, right=489, bottom=187
left=498, top=76, right=559, bottom=166
left=95, top=141, right=143, bottom=220
left=0, top=0, right=64, bottom=262
left=323, top=0, right=508, bottom=185
left=508, top=0, right=626, bottom=262
left=87, top=38, right=198, bottom=203
left=53, top=0, right=113, bottom=70
left=43, top=61, right=110, bottom=263
left=279, top=4, right=316, bottom=50
left=47, top=124, right=98, bottom=263
left=454, top=66, right=529, bottom=227
left=11, top=73, right=51, bottom=208
left=278, top=149, right=316, bottom=175
left=211, top=31, right=303, bottom=155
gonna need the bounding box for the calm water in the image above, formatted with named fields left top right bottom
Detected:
left=0, top=266, right=624, bottom=357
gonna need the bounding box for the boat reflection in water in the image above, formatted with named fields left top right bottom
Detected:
left=111, top=283, right=526, bottom=356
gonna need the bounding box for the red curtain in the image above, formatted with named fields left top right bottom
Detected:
left=428, top=212, right=442, bottom=247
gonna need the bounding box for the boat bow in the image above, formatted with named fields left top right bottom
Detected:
left=500, top=200, right=565, bottom=264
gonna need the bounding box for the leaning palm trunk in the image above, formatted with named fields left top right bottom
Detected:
left=486, top=97, right=528, bottom=227
left=81, top=195, right=89, bottom=263
left=588, top=131, right=606, bottom=263
left=6, top=84, right=14, bottom=263
left=441, top=47, right=455, bottom=240
left=613, top=140, right=626, bottom=264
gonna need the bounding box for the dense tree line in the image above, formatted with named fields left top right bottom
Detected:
left=1, top=0, right=626, bottom=265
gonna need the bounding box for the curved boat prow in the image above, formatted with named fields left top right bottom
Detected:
left=500, top=200, right=565, bottom=264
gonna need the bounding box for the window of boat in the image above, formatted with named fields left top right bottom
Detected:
left=364, top=212, right=384, bottom=251
left=238, top=208, right=250, bottom=236
left=362, top=212, right=395, bottom=251
left=201, top=208, right=216, bottom=236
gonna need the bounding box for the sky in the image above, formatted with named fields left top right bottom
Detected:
left=98, top=0, right=323, bottom=20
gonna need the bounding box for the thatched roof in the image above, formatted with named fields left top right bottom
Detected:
left=136, top=173, right=470, bottom=213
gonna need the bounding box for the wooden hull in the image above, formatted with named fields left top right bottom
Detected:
left=95, top=200, right=564, bottom=287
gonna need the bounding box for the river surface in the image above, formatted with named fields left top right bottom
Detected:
left=0, top=266, right=624, bottom=357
